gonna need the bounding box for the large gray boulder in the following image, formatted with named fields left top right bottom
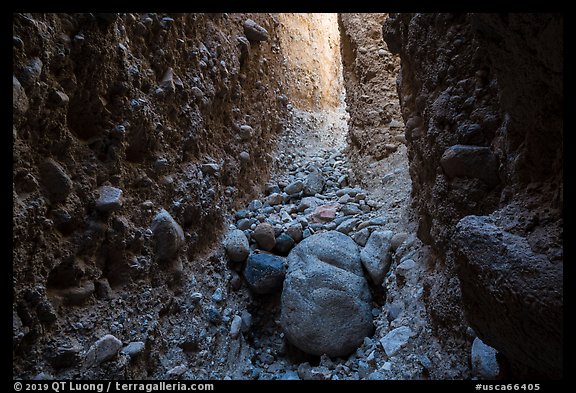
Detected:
left=280, top=231, right=373, bottom=357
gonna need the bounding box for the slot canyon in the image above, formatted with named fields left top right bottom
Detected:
left=12, top=13, right=563, bottom=380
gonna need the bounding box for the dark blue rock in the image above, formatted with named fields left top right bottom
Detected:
left=274, top=233, right=295, bottom=256
left=244, top=254, right=286, bottom=294
left=206, top=306, right=222, bottom=325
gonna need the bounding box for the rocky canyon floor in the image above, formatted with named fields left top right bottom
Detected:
left=19, top=105, right=495, bottom=381
left=13, top=13, right=563, bottom=381
left=211, top=106, right=478, bottom=380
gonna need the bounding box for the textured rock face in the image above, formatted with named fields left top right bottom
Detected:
left=383, top=13, right=563, bottom=377
left=280, top=231, right=373, bottom=357
left=12, top=12, right=291, bottom=378
left=277, top=13, right=344, bottom=111
left=455, top=215, right=562, bottom=378
left=338, top=14, right=404, bottom=185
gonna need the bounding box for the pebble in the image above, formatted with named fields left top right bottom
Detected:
left=49, top=90, right=70, bottom=107
left=440, top=144, right=499, bottom=186
left=20, top=57, right=43, bottom=87
left=361, top=230, right=393, bottom=286
left=166, top=364, right=187, bottom=378
left=386, top=303, right=403, bottom=322
left=279, top=210, right=292, bottom=223
left=338, top=194, right=352, bottom=204
left=303, top=171, right=325, bottom=196
left=150, top=209, right=185, bottom=262
left=390, top=232, right=409, bottom=251
left=309, top=203, right=339, bottom=223
left=241, top=310, right=252, bottom=333
left=230, top=315, right=242, bottom=339
left=252, top=222, right=276, bottom=251
left=230, top=271, right=242, bottom=290
left=239, top=151, right=250, bottom=161
left=286, top=223, right=303, bottom=242
left=262, top=207, right=274, bottom=215
left=121, top=342, right=145, bottom=358
left=95, top=279, right=113, bottom=300
left=369, top=215, right=387, bottom=226
left=237, top=36, right=250, bottom=62
left=280, top=371, right=300, bottom=380
left=39, top=158, right=73, bottom=204
left=419, top=354, right=432, bottom=369
left=264, top=193, right=283, bottom=206
left=206, top=306, right=222, bottom=325
left=351, top=228, right=371, bottom=247
left=471, top=337, right=500, bottom=379
left=379, top=326, right=413, bottom=356
left=235, top=209, right=250, bottom=220
left=342, top=204, right=363, bottom=216
left=32, top=373, right=53, bottom=380
left=259, top=353, right=274, bottom=365
left=223, top=229, right=250, bottom=262
left=396, top=258, right=417, bottom=277
left=85, top=334, right=123, bottom=367
left=211, top=288, right=224, bottom=303
left=266, top=182, right=281, bottom=194
left=284, top=180, right=304, bottom=195
left=190, top=292, right=203, bottom=303
left=201, top=163, right=220, bottom=176
left=336, top=218, right=360, bottom=234
left=238, top=124, right=253, bottom=141
left=13, top=76, right=29, bottom=115
left=248, top=199, right=263, bottom=211
left=243, top=19, right=269, bottom=42
left=13, top=36, right=24, bottom=49
left=367, top=371, right=384, bottom=380
left=191, top=86, right=204, bottom=99
left=95, top=186, right=123, bottom=213
left=236, top=218, right=252, bottom=231
left=47, top=345, right=81, bottom=369
left=274, top=233, right=295, bottom=255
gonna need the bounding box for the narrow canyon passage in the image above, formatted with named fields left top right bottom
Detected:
left=13, top=13, right=563, bottom=381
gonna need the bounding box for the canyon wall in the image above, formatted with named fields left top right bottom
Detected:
left=12, top=12, right=291, bottom=378
left=383, top=13, right=563, bottom=378
left=278, top=13, right=344, bottom=111
left=338, top=13, right=404, bottom=188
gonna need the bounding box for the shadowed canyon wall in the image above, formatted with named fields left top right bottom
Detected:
left=12, top=12, right=293, bottom=377
left=382, top=13, right=563, bottom=378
